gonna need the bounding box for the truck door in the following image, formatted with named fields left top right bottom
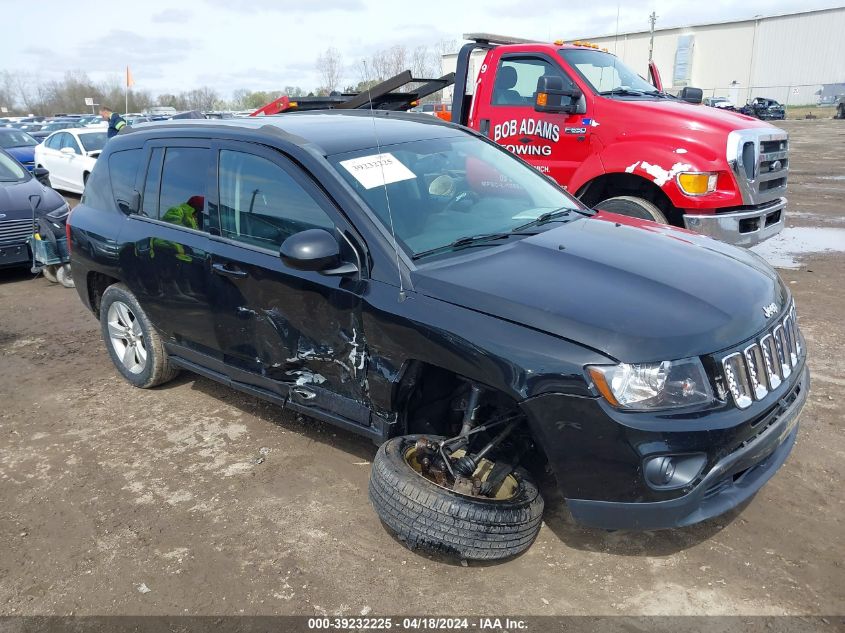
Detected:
left=472, top=54, right=592, bottom=186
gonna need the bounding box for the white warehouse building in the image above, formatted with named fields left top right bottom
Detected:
left=442, top=6, right=845, bottom=107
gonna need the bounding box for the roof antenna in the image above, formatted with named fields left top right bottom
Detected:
left=363, top=59, right=407, bottom=302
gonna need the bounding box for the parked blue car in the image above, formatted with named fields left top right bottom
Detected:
left=0, top=128, right=39, bottom=171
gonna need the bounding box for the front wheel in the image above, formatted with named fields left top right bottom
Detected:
left=99, top=283, right=179, bottom=388
left=369, top=434, right=544, bottom=561
left=594, top=196, right=668, bottom=224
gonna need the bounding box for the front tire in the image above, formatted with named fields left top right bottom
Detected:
left=594, top=196, right=668, bottom=223
left=369, top=434, right=544, bottom=561
left=99, top=283, right=179, bottom=388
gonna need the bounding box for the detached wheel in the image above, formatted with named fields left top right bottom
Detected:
left=594, top=195, right=668, bottom=224
left=55, top=263, right=74, bottom=288
left=42, top=265, right=58, bottom=283
left=99, top=283, right=179, bottom=388
left=369, top=434, right=544, bottom=561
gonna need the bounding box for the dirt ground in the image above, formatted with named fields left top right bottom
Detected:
left=0, top=120, right=842, bottom=618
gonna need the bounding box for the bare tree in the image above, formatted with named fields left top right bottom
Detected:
left=316, top=47, right=343, bottom=95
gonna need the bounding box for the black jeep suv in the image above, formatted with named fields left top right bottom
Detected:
left=68, top=112, right=808, bottom=560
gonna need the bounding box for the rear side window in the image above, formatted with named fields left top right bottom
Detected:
left=46, top=133, right=64, bottom=150
left=109, top=149, right=142, bottom=214
left=158, top=147, right=211, bottom=231
left=141, top=147, right=164, bottom=217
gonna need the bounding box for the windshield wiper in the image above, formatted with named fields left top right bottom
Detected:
left=598, top=87, right=645, bottom=97
left=510, top=208, right=576, bottom=233
left=412, top=232, right=511, bottom=260
left=642, top=89, right=674, bottom=99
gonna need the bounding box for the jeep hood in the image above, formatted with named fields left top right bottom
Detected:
left=412, top=215, right=788, bottom=363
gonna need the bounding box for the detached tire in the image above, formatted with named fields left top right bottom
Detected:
left=56, top=263, right=75, bottom=288
left=369, top=435, right=544, bottom=561
left=594, top=195, right=668, bottom=224
left=42, top=265, right=58, bottom=283
left=99, top=283, right=179, bottom=388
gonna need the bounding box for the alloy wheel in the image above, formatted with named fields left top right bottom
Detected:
left=107, top=301, right=147, bottom=374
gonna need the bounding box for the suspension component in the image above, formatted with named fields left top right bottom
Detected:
left=459, top=383, right=484, bottom=437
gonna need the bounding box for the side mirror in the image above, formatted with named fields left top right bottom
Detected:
left=678, top=87, right=703, bottom=104
left=116, top=190, right=141, bottom=215
left=32, top=167, right=50, bottom=186
left=60, top=146, right=76, bottom=155
left=534, top=75, right=583, bottom=114
left=280, top=228, right=342, bottom=272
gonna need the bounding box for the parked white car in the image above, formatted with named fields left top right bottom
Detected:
left=34, top=128, right=107, bottom=193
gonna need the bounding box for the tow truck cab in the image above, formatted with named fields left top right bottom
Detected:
left=451, top=34, right=789, bottom=247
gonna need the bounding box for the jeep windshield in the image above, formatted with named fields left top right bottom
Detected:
left=329, top=135, right=583, bottom=260
left=559, top=48, right=659, bottom=96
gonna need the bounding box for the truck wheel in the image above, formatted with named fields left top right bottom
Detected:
left=99, top=283, right=179, bottom=388
left=594, top=196, right=668, bottom=224
left=369, top=434, right=544, bottom=561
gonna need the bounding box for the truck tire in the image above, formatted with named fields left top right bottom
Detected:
left=838, top=104, right=845, bottom=120
left=594, top=196, right=668, bottom=224
left=99, top=283, right=179, bottom=389
left=369, top=434, right=544, bottom=561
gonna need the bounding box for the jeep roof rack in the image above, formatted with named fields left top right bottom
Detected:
left=251, top=71, right=456, bottom=117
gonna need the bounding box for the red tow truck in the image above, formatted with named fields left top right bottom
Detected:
left=252, top=34, right=789, bottom=246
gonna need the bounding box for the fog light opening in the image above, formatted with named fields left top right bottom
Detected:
left=644, top=453, right=707, bottom=491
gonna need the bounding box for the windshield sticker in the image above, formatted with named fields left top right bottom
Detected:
left=339, top=153, right=416, bottom=189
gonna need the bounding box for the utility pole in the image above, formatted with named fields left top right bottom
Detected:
left=648, top=11, right=658, bottom=63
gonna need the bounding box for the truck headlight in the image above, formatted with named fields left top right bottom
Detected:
left=586, top=358, right=714, bottom=410
left=676, top=172, right=718, bottom=195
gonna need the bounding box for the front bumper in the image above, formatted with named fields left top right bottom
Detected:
left=683, top=198, right=785, bottom=247
left=0, top=242, right=31, bottom=268
left=566, top=365, right=808, bottom=530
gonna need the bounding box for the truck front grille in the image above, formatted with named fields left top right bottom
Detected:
left=728, top=129, right=789, bottom=206
left=721, top=302, right=802, bottom=410
left=0, top=219, right=35, bottom=244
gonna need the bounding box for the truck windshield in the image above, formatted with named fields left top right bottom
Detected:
left=329, top=134, right=583, bottom=259
left=559, top=48, right=657, bottom=95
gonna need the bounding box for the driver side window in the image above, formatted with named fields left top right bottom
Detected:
left=46, top=133, right=63, bottom=150
left=217, top=150, right=334, bottom=250
left=61, top=134, right=80, bottom=154
left=493, top=58, right=574, bottom=106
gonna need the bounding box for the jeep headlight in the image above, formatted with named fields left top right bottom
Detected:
left=587, top=358, right=713, bottom=410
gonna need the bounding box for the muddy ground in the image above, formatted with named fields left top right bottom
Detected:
left=0, top=119, right=842, bottom=618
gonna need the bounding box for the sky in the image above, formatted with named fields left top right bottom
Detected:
left=1, top=0, right=841, bottom=98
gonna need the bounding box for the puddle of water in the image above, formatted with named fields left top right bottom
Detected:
left=750, top=227, right=845, bottom=269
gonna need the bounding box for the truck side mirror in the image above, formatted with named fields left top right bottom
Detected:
left=678, top=87, right=703, bottom=104
left=534, top=76, right=583, bottom=114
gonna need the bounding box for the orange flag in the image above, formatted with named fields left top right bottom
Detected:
left=126, top=66, right=135, bottom=88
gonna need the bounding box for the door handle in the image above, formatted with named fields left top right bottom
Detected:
left=212, top=262, right=248, bottom=279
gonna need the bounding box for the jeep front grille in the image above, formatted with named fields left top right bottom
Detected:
left=721, top=302, right=802, bottom=409
left=0, top=218, right=35, bottom=244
